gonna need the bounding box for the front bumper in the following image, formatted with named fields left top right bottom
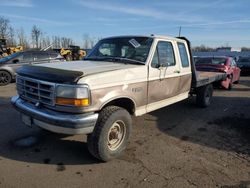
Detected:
left=11, top=96, right=98, bottom=135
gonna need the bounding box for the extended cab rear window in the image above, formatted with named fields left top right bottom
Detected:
left=177, top=42, right=189, bottom=67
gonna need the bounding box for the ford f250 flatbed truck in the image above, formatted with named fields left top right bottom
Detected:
left=11, top=35, right=226, bottom=161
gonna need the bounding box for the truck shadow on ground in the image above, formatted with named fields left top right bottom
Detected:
left=0, top=97, right=99, bottom=165
left=150, top=95, right=250, bottom=157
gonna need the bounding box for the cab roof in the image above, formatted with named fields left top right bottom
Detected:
left=103, top=35, right=187, bottom=43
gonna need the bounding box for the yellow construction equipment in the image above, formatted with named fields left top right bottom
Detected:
left=60, top=48, right=72, bottom=61
left=60, top=46, right=87, bottom=61
left=8, top=46, right=23, bottom=54
left=0, top=38, right=23, bottom=58
left=0, top=38, right=8, bottom=58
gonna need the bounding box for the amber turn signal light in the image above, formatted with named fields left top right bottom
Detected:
left=56, top=98, right=89, bottom=106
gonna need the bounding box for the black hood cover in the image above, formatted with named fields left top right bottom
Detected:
left=16, top=65, right=84, bottom=84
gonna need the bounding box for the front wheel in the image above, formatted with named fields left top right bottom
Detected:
left=0, top=71, right=12, bottom=86
left=87, top=106, right=132, bottom=162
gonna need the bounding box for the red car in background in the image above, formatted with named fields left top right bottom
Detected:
left=195, top=56, right=241, bottom=89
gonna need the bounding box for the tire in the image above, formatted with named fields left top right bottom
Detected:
left=228, top=75, right=233, bottom=90
left=0, top=70, right=12, bottom=86
left=87, top=106, right=132, bottom=162
left=196, top=84, right=213, bottom=108
left=234, top=77, right=239, bottom=84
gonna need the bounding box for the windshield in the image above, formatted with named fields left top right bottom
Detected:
left=0, top=52, right=22, bottom=63
left=86, top=37, right=153, bottom=64
left=195, top=57, right=227, bottom=65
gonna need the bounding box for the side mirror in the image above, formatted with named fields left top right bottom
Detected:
left=12, top=59, right=19, bottom=63
left=157, top=63, right=168, bottom=69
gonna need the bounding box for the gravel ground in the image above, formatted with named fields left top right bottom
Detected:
left=0, top=77, right=249, bottom=188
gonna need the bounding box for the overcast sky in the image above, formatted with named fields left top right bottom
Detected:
left=0, top=0, right=250, bottom=47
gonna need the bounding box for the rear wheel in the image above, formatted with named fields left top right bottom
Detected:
left=87, top=106, right=132, bottom=162
left=196, top=84, right=213, bottom=108
left=228, top=75, right=233, bottom=90
left=234, top=75, right=240, bottom=84
left=0, top=71, right=12, bottom=86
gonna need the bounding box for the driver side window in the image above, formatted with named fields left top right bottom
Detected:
left=151, top=41, right=176, bottom=68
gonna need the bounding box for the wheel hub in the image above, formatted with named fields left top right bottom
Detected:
left=0, top=71, right=10, bottom=85
left=1, top=77, right=6, bottom=82
left=0, top=72, right=8, bottom=83
left=107, top=120, right=126, bottom=151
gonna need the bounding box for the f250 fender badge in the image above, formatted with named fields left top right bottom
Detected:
left=132, top=87, right=142, bottom=93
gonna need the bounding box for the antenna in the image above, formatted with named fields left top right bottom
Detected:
left=178, top=26, right=182, bottom=37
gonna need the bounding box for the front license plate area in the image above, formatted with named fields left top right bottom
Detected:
left=21, top=114, right=32, bottom=127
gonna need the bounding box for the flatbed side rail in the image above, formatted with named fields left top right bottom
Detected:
left=194, top=71, right=227, bottom=88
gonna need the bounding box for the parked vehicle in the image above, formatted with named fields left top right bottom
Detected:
left=0, top=50, right=65, bottom=86
left=237, top=57, right=250, bottom=75
left=195, top=56, right=241, bottom=89
left=11, top=35, right=226, bottom=161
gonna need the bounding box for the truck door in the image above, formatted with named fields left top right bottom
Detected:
left=146, top=40, right=181, bottom=113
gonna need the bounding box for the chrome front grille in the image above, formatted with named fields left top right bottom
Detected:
left=16, top=76, right=55, bottom=106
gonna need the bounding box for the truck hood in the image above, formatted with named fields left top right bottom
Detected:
left=16, top=60, right=139, bottom=84
left=40, top=60, right=138, bottom=75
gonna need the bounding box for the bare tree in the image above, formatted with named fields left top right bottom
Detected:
left=82, top=34, right=99, bottom=49
left=192, top=45, right=215, bottom=52
left=0, top=16, right=10, bottom=38
left=43, top=36, right=51, bottom=48
left=61, top=37, right=73, bottom=48
left=8, top=26, right=16, bottom=46
left=17, top=27, right=29, bottom=49
left=51, top=36, right=74, bottom=48
left=83, top=34, right=90, bottom=49
left=40, top=34, right=52, bottom=49
left=31, top=25, right=42, bottom=48
left=52, top=36, right=61, bottom=48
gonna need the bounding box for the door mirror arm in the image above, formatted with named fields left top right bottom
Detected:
left=12, top=59, right=19, bottom=63
left=156, top=62, right=168, bottom=69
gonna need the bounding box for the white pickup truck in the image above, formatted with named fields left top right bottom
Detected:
left=11, top=35, right=226, bottom=161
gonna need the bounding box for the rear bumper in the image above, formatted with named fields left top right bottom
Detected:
left=11, top=96, right=98, bottom=135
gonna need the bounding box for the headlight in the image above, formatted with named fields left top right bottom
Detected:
left=56, top=85, right=90, bottom=107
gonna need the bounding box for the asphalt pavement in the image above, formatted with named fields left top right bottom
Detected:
left=0, top=77, right=249, bottom=188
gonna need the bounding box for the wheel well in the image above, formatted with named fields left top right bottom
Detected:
left=102, top=98, right=135, bottom=115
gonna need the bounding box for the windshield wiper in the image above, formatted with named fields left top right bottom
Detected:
left=111, top=57, right=145, bottom=65
left=84, top=57, right=107, bottom=61
left=84, top=56, right=145, bottom=65
left=97, top=57, right=145, bottom=65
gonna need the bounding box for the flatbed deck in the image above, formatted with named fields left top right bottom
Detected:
left=193, top=71, right=227, bottom=88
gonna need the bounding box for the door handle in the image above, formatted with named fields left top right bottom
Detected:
left=174, top=70, right=180, bottom=73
